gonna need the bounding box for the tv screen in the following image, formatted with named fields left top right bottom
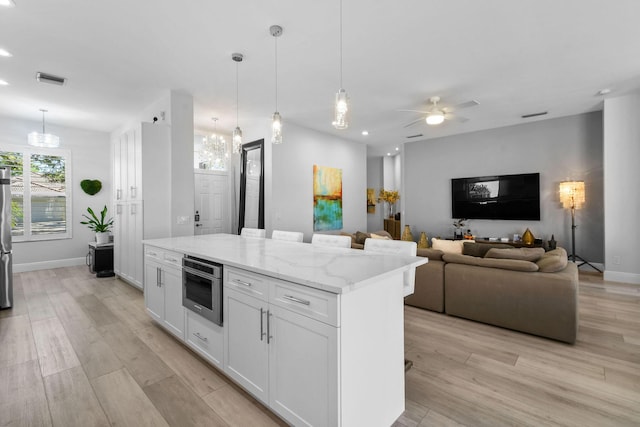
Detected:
left=451, top=173, right=540, bottom=220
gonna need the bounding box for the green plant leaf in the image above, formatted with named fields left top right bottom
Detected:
left=80, top=179, right=102, bottom=195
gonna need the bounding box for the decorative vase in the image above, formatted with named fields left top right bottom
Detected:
left=548, top=234, right=557, bottom=250
left=388, top=203, right=394, bottom=219
left=522, top=228, right=535, bottom=246
left=401, top=225, right=413, bottom=242
left=418, top=232, right=429, bottom=248
left=96, top=232, right=110, bottom=245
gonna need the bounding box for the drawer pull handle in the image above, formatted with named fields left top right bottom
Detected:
left=283, top=295, right=311, bottom=306
left=193, top=304, right=203, bottom=312
left=166, top=257, right=178, bottom=263
left=148, top=251, right=157, bottom=256
left=234, top=279, right=252, bottom=287
left=193, top=332, right=208, bottom=342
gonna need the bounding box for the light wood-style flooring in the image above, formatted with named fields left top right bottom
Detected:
left=1, top=267, right=638, bottom=426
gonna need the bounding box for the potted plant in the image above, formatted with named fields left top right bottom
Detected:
left=81, top=205, right=113, bottom=244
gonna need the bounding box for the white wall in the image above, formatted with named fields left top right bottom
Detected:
left=403, top=112, right=604, bottom=265
left=0, top=115, right=111, bottom=269
left=603, top=92, right=640, bottom=284
left=241, top=120, right=367, bottom=241
left=367, top=155, right=383, bottom=231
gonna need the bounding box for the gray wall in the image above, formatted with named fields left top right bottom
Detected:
left=403, top=112, right=604, bottom=264
left=603, top=92, right=640, bottom=283
left=0, top=115, right=111, bottom=267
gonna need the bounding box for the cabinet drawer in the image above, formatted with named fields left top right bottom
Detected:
left=145, top=245, right=163, bottom=262
left=225, top=268, right=269, bottom=301
left=185, top=310, right=224, bottom=368
left=162, top=250, right=182, bottom=269
left=271, top=280, right=339, bottom=327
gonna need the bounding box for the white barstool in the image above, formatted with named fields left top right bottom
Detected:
left=271, top=230, right=304, bottom=243
left=311, top=234, right=352, bottom=248
left=363, top=239, right=417, bottom=297
left=240, top=228, right=266, bottom=238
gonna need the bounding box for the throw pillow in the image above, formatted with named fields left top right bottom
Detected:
left=462, top=242, right=511, bottom=257
left=370, top=233, right=391, bottom=240
left=485, top=247, right=546, bottom=262
left=536, top=247, right=569, bottom=273
left=431, top=238, right=471, bottom=254
left=354, top=231, right=370, bottom=245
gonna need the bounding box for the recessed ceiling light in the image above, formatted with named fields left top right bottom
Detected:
left=0, top=79, right=9, bottom=86
left=0, top=48, right=12, bottom=57
left=0, top=0, right=15, bottom=7
left=361, top=130, right=368, bottom=136
left=387, top=152, right=391, bottom=156
left=395, top=147, right=399, bottom=151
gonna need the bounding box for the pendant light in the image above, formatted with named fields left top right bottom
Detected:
left=270, top=25, right=283, bottom=145
left=332, top=0, right=349, bottom=130
left=28, top=109, right=60, bottom=148
left=232, top=53, right=244, bottom=154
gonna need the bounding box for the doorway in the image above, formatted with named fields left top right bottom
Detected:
left=194, top=171, right=231, bottom=235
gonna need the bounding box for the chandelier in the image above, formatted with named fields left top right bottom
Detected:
left=201, top=118, right=228, bottom=170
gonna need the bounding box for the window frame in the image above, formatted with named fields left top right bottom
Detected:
left=0, top=144, right=73, bottom=242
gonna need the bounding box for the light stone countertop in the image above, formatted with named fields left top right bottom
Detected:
left=143, top=233, right=427, bottom=294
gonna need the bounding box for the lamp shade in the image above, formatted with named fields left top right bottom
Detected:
left=559, top=181, right=585, bottom=209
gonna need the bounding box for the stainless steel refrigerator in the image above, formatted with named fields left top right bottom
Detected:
left=0, top=166, right=12, bottom=309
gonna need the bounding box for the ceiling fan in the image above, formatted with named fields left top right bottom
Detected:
left=399, top=96, right=479, bottom=127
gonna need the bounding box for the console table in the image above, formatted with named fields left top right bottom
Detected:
left=384, top=218, right=401, bottom=240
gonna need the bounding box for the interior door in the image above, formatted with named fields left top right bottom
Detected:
left=194, top=172, right=230, bottom=235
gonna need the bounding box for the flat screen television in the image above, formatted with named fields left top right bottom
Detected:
left=451, top=173, right=540, bottom=220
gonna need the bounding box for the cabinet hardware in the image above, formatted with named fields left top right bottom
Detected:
left=267, top=310, right=273, bottom=344
left=130, top=186, right=137, bottom=198
left=282, top=295, right=311, bottom=306
left=260, top=308, right=265, bottom=341
left=148, top=251, right=157, bottom=257
left=156, top=267, right=161, bottom=287
left=116, top=189, right=122, bottom=200
left=193, top=332, right=208, bottom=342
left=234, top=279, right=252, bottom=287
left=165, top=257, right=178, bottom=263
left=193, top=304, right=203, bottom=312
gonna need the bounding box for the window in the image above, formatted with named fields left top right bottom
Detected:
left=0, top=145, right=72, bottom=241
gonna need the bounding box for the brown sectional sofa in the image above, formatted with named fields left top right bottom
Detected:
left=343, top=231, right=579, bottom=344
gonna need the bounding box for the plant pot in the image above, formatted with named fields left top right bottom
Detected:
left=96, top=232, right=110, bottom=245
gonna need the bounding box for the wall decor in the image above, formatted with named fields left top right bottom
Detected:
left=313, top=165, right=343, bottom=231
left=80, top=179, right=102, bottom=195
left=367, top=188, right=376, bottom=214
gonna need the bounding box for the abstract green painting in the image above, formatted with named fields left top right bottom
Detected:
left=313, top=165, right=343, bottom=231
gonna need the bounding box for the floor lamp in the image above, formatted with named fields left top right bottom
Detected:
left=559, top=181, right=602, bottom=272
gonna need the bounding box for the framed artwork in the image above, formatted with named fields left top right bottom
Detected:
left=313, top=165, right=343, bottom=231
left=367, top=188, right=376, bottom=214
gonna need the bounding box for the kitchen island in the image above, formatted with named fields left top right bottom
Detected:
left=143, top=234, right=426, bottom=427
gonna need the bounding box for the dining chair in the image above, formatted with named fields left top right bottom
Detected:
left=363, top=238, right=417, bottom=297
left=271, top=230, right=304, bottom=243
left=240, top=228, right=266, bottom=238
left=311, top=234, right=352, bottom=248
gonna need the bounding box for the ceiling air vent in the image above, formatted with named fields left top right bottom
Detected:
left=521, top=111, right=547, bottom=119
left=406, top=133, right=423, bottom=139
left=36, top=72, right=67, bottom=86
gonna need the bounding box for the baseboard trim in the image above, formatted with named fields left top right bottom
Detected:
left=577, top=262, right=604, bottom=272
left=604, top=270, right=640, bottom=285
left=14, top=257, right=87, bottom=273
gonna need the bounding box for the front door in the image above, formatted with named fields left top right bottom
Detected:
left=194, top=172, right=230, bottom=235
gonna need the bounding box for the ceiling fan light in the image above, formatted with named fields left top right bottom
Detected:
left=426, top=111, right=445, bottom=125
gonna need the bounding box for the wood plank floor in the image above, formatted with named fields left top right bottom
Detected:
left=0, top=267, right=638, bottom=426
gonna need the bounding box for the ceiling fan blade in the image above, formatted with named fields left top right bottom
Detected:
left=397, top=109, right=429, bottom=114
left=445, top=113, right=469, bottom=123
left=403, top=117, right=425, bottom=128
left=452, top=100, right=480, bottom=110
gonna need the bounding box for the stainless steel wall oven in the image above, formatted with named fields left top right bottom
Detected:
left=182, top=255, right=223, bottom=326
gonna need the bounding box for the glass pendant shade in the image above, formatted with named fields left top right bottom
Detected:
left=232, top=127, right=243, bottom=154
left=271, top=112, right=283, bottom=144
left=426, top=111, right=445, bottom=125
left=332, top=88, right=349, bottom=129
left=28, top=109, right=60, bottom=148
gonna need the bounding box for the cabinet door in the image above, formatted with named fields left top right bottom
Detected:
left=162, top=265, right=184, bottom=339
left=144, top=260, right=163, bottom=323
left=126, top=127, right=141, bottom=200
left=268, top=306, right=339, bottom=427
left=224, top=287, right=269, bottom=403
left=128, top=201, right=144, bottom=289
left=113, top=203, right=124, bottom=276
left=186, top=310, right=224, bottom=368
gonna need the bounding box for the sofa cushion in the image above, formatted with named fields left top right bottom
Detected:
left=354, top=231, right=369, bottom=244
left=370, top=233, right=391, bottom=240
left=416, top=248, right=444, bottom=261
left=536, top=247, right=569, bottom=273
left=463, top=242, right=511, bottom=257
left=432, top=238, right=471, bottom=254
left=485, top=247, right=546, bottom=262
left=442, top=253, right=540, bottom=272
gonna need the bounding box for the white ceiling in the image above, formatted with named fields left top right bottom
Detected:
left=1, top=0, right=640, bottom=157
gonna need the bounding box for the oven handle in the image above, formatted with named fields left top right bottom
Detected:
left=183, top=266, right=216, bottom=281
left=183, top=257, right=221, bottom=273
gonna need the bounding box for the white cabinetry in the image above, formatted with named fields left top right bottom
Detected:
left=143, top=246, right=184, bottom=340
left=185, top=309, right=224, bottom=368
left=224, top=267, right=338, bottom=426
left=112, top=123, right=171, bottom=289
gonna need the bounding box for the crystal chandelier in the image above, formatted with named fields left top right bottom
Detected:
left=28, top=109, right=60, bottom=148
left=201, top=118, right=228, bottom=170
